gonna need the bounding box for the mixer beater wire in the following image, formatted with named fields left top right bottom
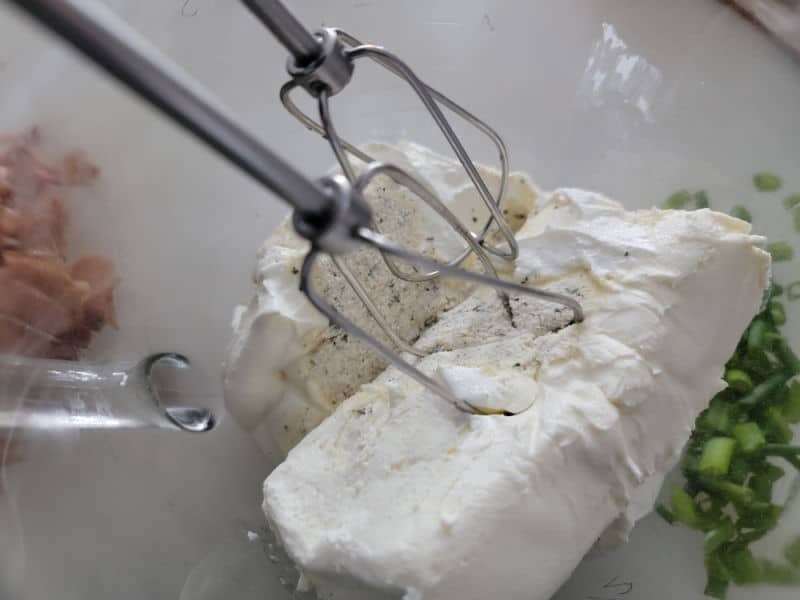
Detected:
left=11, top=0, right=583, bottom=414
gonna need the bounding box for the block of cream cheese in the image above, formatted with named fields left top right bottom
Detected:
left=260, top=184, right=770, bottom=600
left=224, top=142, right=537, bottom=462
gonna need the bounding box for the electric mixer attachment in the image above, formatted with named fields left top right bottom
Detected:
left=10, top=0, right=583, bottom=416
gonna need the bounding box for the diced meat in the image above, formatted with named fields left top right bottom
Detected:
left=0, top=206, right=20, bottom=248
left=14, top=195, right=67, bottom=257
left=61, top=150, right=100, bottom=185
left=0, top=270, right=74, bottom=338
left=0, top=128, right=118, bottom=362
left=71, top=255, right=118, bottom=329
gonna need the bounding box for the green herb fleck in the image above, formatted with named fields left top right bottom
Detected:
left=656, top=503, right=675, bottom=525
left=694, top=190, right=710, bottom=209
left=754, top=172, right=782, bottom=192
left=730, top=205, right=752, bottom=222
left=661, top=189, right=693, bottom=210
left=785, top=194, right=800, bottom=210
left=768, top=241, right=793, bottom=262
left=786, top=537, right=800, bottom=568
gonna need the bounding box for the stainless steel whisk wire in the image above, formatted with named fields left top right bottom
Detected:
left=10, top=0, right=584, bottom=414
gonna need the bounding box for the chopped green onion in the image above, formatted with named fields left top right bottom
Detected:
left=760, top=443, right=800, bottom=457
left=738, top=503, right=783, bottom=532
left=671, top=488, right=700, bottom=528
left=763, top=463, right=786, bottom=482
left=739, top=373, right=790, bottom=407
left=771, top=282, right=784, bottom=297
left=770, top=301, right=786, bottom=326
left=749, top=474, right=774, bottom=502
left=699, top=477, right=755, bottom=505
left=732, top=422, right=766, bottom=454
left=768, top=241, right=794, bottom=262
left=705, top=552, right=733, bottom=599
left=705, top=519, right=736, bottom=555
left=746, top=319, right=768, bottom=354
left=775, top=338, right=800, bottom=374
left=785, top=536, right=800, bottom=568
left=730, top=205, right=752, bottom=222
left=704, top=576, right=729, bottom=599
left=698, top=398, right=735, bottom=434
left=758, top=560, right=800, bottom=585
left=726, top=547, right=762, bottom=584
left=764, top=407, right=793, bottom=443
left=788, top=281, right=800, bottom=301
left=655, top=503, right=675, bottom=525
left=784, top=381, right=800, bottom=423
left=727, top=456, right=751, bottom=484
left=661, top=189, right=693, bottom=209
left=725, top=369, right=753, bottom=393
left=699, top=438, right=736, bottom=476
left=784, top=194, right=800, bottom=210
left=694, top=190, right=710, bottom=209
left=754, top=172, right=783, bottom=192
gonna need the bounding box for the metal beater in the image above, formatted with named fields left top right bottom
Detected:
left=10, top=0, right=583, bottom=415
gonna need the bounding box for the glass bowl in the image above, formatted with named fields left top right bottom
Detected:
left=0, top=1, right=799, bottom=599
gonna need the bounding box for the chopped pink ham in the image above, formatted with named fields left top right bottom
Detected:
left=0, top=129, right=118, bottom=360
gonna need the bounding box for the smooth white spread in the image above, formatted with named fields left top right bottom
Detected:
left=226, top=145, right=770, bottom=600
left=224, top=143, right=535, bottom=462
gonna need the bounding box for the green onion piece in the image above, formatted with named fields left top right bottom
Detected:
left=704, top=576, right=729, bottom=599
left=699, top=398, right=735, bottom=434
left=662, top=189, right=693, bottom=209
left=750, top=474, right=774, bottom=502
left=771, top=282, right=785, bottom=297
left=732, top=422, right=766, bottom=454
left=785, top=194, right=800, bottom=210
left=739, top=373, right=789, bottom=407
left=730, top=205, right=752, bottom=222
left=775, top=338, right=800, bottom=375
left=760, top=443, right=800, bottom=457
left=739, top=373, right=790, bottom=407
left=724, top=369, right=753, bottom=393
left=699, top=477, right=756, bottom=506
left=704, top=519, right=735, bottom=554
left=699, top=437, right=737, bottom=476
left=785, top=536, right=800, bottom=568
left=784, top=381, right=800, bottom=423
left=764, top=463, right=786, bottom=482
left=758, top=560, right=800, bottom=585
left=739, top=501, right=783, bottom=527
left=768, top=242, right=794, bottom=262
left=671, top=488, right=700, bottom=528
left=770, top=301, right=787, bottom=326
left=694, top=190, right=710, bottom=209
left=655, top=503, right=675, bottom=525
left=727, top=547, right=763, bottom=584
left=707, top=550, right=734, bottom=582
left=746, top=319, right=768, bottom=354
left=788, top=281, right=800, bottom=301
left=747, top=466, right=783, bottom=505
left=754, top=172, right=783, bottom=192
left=764, top=407, right=793, bottom=443
left=727, top=456, right=750, bottom=485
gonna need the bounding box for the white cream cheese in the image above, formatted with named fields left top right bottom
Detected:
left=259, top=183, right=770, bottom=600
left=223, top=142, right=536, bottom=462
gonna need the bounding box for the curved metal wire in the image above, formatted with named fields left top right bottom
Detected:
left=356, top=228, right=584, bottom=323
left=279, top=31, right=516, bottom=261
left=300, top=249, right=476, bottom=414
left=325, top=161, right=506, bottom=357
